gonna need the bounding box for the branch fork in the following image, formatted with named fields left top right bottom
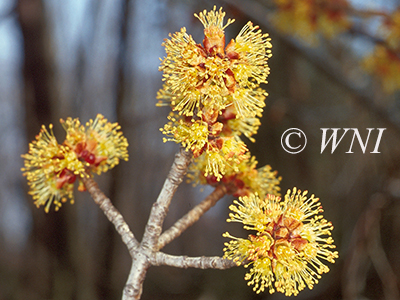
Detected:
left=84, top=148, right=235, bottom=300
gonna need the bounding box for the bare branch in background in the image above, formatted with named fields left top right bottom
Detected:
left=17, top=0, right=55, bottom=134
left=366, top=195, right=400, bottom=300
left=343, top=194, right=400, bottom=300
left=222, top=0, right=400, bottom=137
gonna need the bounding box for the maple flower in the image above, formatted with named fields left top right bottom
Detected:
left=188, top=152, right=281, bottom=197
left=202, top=136, right=248, bottom=181
left=181, top=135, right=248, bottom=182
left=157, top=6, right=272, bottom=119
left=228, top=117, right=261, bottom=142
left=62, top=114, right=129, bottom=175
left=244, top=164, right=282, bottom=198
left=162, top=108, right=249, bottom=181
left=160, top=115, right=210, bottom=155
left=22, top=114, right=129, bottom=212
left=223, top=188, right=338, bottom=296
left=315, top=0, right=350, bottom=39
left=21, top=125, right=82, bottom=212
left=272, top=0, right=350, bottom=44
left=382, top=9, right=400, bottom=51
left=363, top=45, right=400, bottom=94
left=220, top=106, right=261, bottom=143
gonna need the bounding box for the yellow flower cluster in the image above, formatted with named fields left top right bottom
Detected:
left=158, top=6, right=272, bottom=181
left=382, top=9, right=400, bottom=51
left=158, top=7, right=271, bottom=118
left=158, top=8, right=337, bottom=296
left=223, top=188, right=338, bottom=296
left=363, top=45, right=400, bottom=94
left=22, top=114, right=128, bottom=212
left=272, top=0, right=350, bottom=44
left=188, top=152, right=281, bottom=198
left=362, top=9, right=400, bottom=94
left=272, top=1, right=400, bottom=94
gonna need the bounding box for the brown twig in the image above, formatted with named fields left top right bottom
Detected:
left=346, top=7, right=390, bottom=19
left=82, top=176, right=139, bottom=256
left=151, top=252, right=237, bottom=269
left=158, top=184, right=227, bottom=250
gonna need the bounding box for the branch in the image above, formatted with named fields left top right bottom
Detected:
left=122, top=251, right=150, bottom=300
left=141, top=147, right=193, bottom=250
left=347, top=7, right=390, bottom=19
left=348, top=26, right=400, bottom=60
left=122, top=147, right=192, bottom=300
left=158, top=184, right=227, bottom=250
left=82, top=176, right=139, bottom=256
left=151, top=252, right=237, bottom=269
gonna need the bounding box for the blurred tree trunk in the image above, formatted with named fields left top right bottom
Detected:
left=94, top=0, right=132, bottom=298
left=18, top=0, right=53, bottom=134
left=17, top=0, right=78, bottom=299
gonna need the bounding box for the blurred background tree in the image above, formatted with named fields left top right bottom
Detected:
left=0, top=0, right=400, bottom=299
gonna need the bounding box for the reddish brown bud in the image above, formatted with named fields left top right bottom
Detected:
left=275, top=227, right=289, bottom=240
left=291, top=238, right=308, bottom=251
left=285, top=217, right=303, bottom=234
left=203, top=27, right=225, bottom=56
left=225, top=39, right=239, bottom=59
